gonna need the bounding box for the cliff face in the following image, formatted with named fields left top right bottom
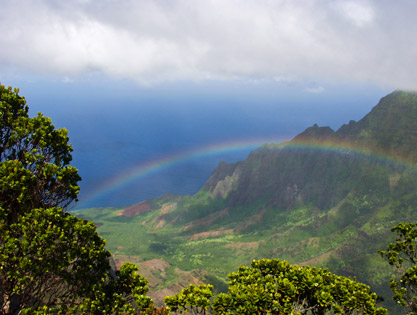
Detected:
left=201, top=91, right=417, bottom=210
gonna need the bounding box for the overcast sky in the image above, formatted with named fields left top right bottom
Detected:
left=1, top=0, right=416, bottom=90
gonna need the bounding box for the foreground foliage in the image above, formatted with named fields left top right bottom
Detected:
left=165, top=259, right=387, bottom=314
left=0, top=85, right=155, bottom=314
left=165, top=284, right=213, bottom=314
left=380, top=222, right=417, bottom=314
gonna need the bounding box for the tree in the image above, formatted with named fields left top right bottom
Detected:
left=380, top=222, right=417, bottom=314
left=165, top=284, right=213, bottom=314
left=213, top=259, right=387, bottom=314
left=0, top=86, right=80, bottom=218
left=165, top=259, right=387, bottom=314
left=0, top=84, right=153, bottom=314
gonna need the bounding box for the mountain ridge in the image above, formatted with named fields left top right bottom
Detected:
left=201, top=90, right=417, bottom=209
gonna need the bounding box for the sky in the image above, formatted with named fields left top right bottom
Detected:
left=1, top=0, right=416, bottom=208
left=1, top=0, right=417, bottom=88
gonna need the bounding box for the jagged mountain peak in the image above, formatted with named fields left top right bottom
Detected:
left=202, top=90, right=417, bottom=209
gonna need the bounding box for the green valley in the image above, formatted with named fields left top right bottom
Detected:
left=75, top=91, right=417, bottom=312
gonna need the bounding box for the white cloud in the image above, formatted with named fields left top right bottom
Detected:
left=305, top=86, right=325, bottom=94
left=1, top=0, right=417, bottom=89
left=62, top=76, right=73, bottom=83
left=332, top=0, right=375, bottom=27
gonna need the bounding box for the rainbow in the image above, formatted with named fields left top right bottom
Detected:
left=76, top=137, right=416, bottom=209
left=262, top=140, right=417, bottom=171
left=76, top=136, right=288, bottom=208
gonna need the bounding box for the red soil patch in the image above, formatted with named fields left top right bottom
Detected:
left=121, top=200, right=153, bottom=217
left=113, top=255, right=142, bottom=269
left=113, top=255, right=209, bottom=307
left=140, top=259, right=171, bottom=272
left=113, top=257, right=171, bottom=288
left=148, top=269, right=208, bottom=306
left=138, top=259, right=172, bottom=289
left=155, top=219, right=167, bottom=229
left=150, top=202, right=177, bottom=229
left=160, top=202, right=177, bottom=214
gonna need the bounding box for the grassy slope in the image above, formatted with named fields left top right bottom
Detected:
left=74, top=167, right=417, bottom=311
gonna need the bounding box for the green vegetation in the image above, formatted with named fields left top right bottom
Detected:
left=165, top=284, right=213, bottom=314
left=0, top=85, right=156, bottom=314
left=77, top=91, right=417, bottom=313
left=165, top=259, right=387, bottom=314
left=77, top=161, right=417, bottom=308
left=2, top=85, right=417, bottom=313
left=380, top=222, right=417, bottom=314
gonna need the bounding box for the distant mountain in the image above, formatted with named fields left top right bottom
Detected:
left=76, top=91, right=417, bottom=311
left=203, top=90, right=417, bottom=210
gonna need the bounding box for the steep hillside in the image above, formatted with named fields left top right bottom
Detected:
left=336, top=90, right=417, bottom=161
left=76, top=90, right=417, bottom=311
left=202, top=90, right=417, bottom=211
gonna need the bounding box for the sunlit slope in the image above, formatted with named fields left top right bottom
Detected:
left=76, top=90, right=417, bottom=310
